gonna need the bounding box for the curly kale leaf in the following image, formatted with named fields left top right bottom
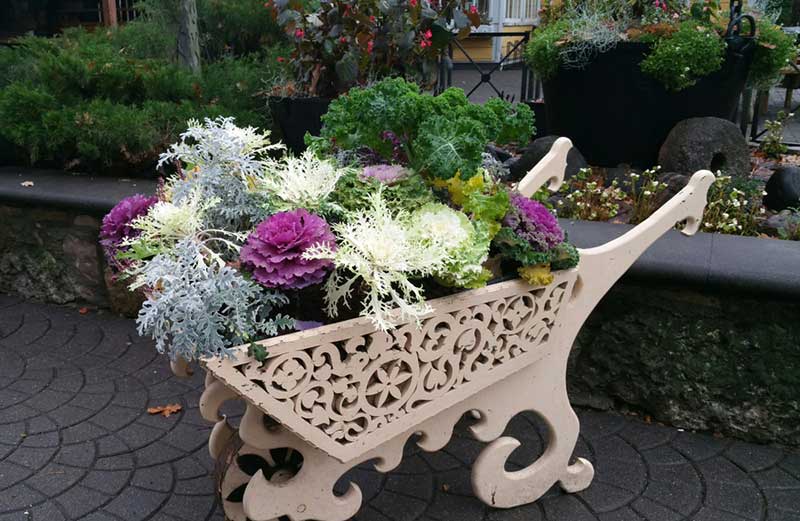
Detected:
left=411, top=115, right=487, bottom=179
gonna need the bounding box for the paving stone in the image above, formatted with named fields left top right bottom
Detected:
left=704, top=481, right=764, bottom=520
left=764, top=488, right=800, bottom=513
left=697, top=456, right=754, bottom=486
left=540, top=495, right=597, bottom=521
left=27, top=501, right=67, bottom=521
left=369, top=490, right=429, bottom=521
left=0, top=483, right=44, bottom=511
left=104, top=487, right=168, bottom=520
left=82, top=469, right=132, bottom=495
left=55, top=442, right=96, bottom=468
left=55, top=485, right=111, bottom=519
left=577, top=481, right=636, bottom=513
left=132, top=465, right=174, bottom=493
left=725, top=442, right=785, bottom=472
left=24, top=463, right=84, bottom=495
left=426, top=491, right=485, bottom=521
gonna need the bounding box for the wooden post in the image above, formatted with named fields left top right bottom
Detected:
left=101, top=0, right=118, bottom=27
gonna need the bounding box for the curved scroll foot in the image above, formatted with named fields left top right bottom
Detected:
left=559, top=457, right=594, bottom=493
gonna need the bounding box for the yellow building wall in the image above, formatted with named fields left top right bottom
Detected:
left=452, top=35, right=495, bottom=63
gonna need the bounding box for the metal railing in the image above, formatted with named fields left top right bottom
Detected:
left=436, top=31, right=537, bottom=102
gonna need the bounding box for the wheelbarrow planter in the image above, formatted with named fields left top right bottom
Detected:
left=175, top=143, right=715, bottom=521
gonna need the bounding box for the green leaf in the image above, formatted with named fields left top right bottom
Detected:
left=335, top=53, right=359, bottom=84
left=248, top=342, right=268, bottom=363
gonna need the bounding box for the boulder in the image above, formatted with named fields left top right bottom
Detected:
left=760, top=209, right=800, bottom=237
left=506, top=135, right=588, bottom=182
left=658, top=117, right=750, bottom=178
left=763, top=166, right=800, bottom=211
left=485, top=144, right=512, bottom=163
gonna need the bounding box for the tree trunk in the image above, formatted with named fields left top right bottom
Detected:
left=177, top=0, right=201, bottom=76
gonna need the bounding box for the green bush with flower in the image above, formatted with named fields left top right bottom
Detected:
left=100, top=82, right=575, bottom=361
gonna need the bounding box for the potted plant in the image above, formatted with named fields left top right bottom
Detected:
left=265, top=0, right=483, bottom=153
left=525, top=0, right=796, bottom=167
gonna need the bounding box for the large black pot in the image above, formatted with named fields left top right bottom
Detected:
left=268, top=96, right=331, bottom=155
left=542, top=38, right=755, bottom=167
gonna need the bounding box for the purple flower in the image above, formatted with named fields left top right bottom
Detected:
left=360, top=164, right=410, bottom=185
left=240, top=209, right=335, bottom=290
left=100, top=194, right=158, bottom=271
left=503, top=193, right=564, bottom=252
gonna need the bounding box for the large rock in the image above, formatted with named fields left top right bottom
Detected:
left=658, top=117, right=750, bottom=178
left=763, top=166, right=800, bottom=211
left=506, top=135, right=588, bottom=182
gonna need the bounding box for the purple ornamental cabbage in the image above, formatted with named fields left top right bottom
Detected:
left=360, top=164, right=410, bottom=185
left=100, top=194, right=158, bottom=271
left=240, top=209, right=335, bottom=290
left=504, top=193, right=564, bottom=252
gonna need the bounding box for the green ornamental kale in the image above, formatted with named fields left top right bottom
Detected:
left=314, top=78, right=535, bottom=179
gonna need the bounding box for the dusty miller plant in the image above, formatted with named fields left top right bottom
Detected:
left=135, top=238, right=294, bottom=361
left=160, top=117, right=284, bottom=229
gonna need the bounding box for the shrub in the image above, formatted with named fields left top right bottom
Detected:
left=749, top=22, right=797, bottom=89
left=524, top=20, right=570, bottom=80
left=0, top=26, right=285, bottom=175
left=640, top=22, right=726, bottom=91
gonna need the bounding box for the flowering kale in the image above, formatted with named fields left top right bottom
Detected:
left=360, top=164, right=410, bottom=185
left=100, top=194, right=158, bottom=271
left=503, top=193, right=564, bottom=251
left=240, top=209, right=336, bottom=290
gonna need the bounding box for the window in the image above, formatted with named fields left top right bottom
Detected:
left=505, top=0, right=538, bottom=23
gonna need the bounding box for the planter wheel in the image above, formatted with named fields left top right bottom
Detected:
left=215, top=432, right=304, bottom=521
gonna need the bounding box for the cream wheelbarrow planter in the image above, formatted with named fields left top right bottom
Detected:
left=173, top=139, right=715, bottom=521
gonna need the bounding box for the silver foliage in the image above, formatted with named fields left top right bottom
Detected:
left=136, top=238, right=294, bottom=361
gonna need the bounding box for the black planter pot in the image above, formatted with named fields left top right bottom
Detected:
left=268, top=96, right=331, bottom=155
left=542, top=38, right=755, bottom=168
left=524, top=100, right=548, bottom=139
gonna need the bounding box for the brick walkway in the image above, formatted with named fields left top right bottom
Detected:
left=1, top=294, right=799, bottom=521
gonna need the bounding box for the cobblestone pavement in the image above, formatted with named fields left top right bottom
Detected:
left=1, top=294, right=799, bottom=521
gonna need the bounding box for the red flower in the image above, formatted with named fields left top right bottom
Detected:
left=277, top=56, right=285, bottom=63
left=469, top=4, right=478, bottom=13
left=369, top=15, right=376, bottom=22
left=424, top=29, right=432, bottom=39
left=367, top=40, right=374, bottom=53
left=410, top=0, right=418, bottom=6
left=339, top=36, right=347, bottom=44
left=294, top=28, right=305, bottom=39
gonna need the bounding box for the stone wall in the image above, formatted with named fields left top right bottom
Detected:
left=0, top=204, right=108, bottom=306
left=569, top=282, right=800, bottom=447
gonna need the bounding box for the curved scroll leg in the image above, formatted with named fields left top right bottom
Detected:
left=234, top=404, right=362, bottom=521
left=470, top=356, right=593, bottom=508
left=516, top=137, right=572, bottom=197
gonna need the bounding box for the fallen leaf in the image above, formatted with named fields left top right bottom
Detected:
left=20, top=181, right=34, bottom=187
left=147, top=403, right=183, bottom=417
left=78, top=307, right=90, bottom=315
